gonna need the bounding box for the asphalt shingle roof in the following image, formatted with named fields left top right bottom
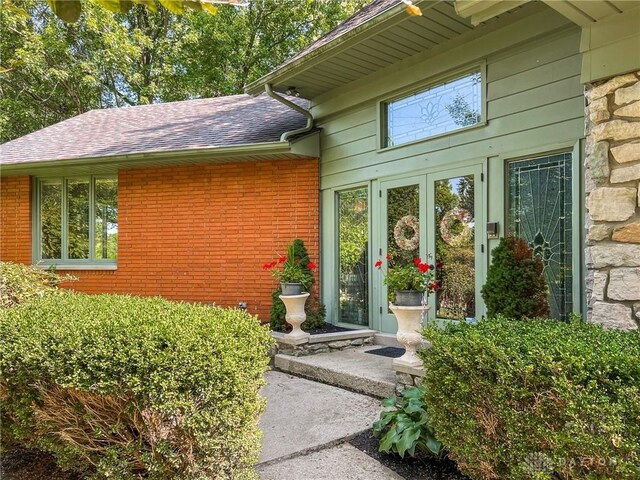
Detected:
left=0, top=94, right=308, bottom=165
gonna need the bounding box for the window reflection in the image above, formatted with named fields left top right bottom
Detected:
left=435, top=176, right=475, bottom=320
left=338, top=188, right=369, bottom=326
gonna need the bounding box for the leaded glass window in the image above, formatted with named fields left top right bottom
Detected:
left=384, top=70, right=482, bottom=147
left=507, top=152, right=573, bottom=319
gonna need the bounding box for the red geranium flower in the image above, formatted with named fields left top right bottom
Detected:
left=413, top=258, right=421, bottom=266
left=374, top=260, right=383, bottom=269
left=307, top=262, right=317, bottom=269
left=278, top=255, right=287, bottom=264
left=386, top=253, right=391, bottom=261
left=418, top=263, right=430, bottom=273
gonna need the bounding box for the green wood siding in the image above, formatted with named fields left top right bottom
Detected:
left=316, top=12, right=585, bottom=325
left=316, top=25, right=583, bottom=189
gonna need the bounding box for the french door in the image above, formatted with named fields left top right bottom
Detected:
left=378, top=177, right=427, bottom=332
left=374, top=164, right=484, bottom=333
left=425, top=165, right=484, bottom=325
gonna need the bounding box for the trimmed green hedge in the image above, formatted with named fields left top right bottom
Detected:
left=0, top=261, right=73, bottom=308
left=0, top=293, right=273, bottom=479
left=420, top=318, right=640, bottom=479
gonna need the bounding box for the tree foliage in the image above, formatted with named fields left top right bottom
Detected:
left=0, top=0, right=367, bottom=142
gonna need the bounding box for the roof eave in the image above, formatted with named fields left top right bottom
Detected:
left=244, top=0, right=421, bottom=96
left=0, top=136, right=320, bottom=177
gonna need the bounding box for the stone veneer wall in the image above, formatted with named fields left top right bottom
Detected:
left=585, top=71, right=640, bottom=330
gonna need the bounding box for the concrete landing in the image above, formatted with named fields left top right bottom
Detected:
left=258, top=443, right=404, bottom=480
left=273, top=346, right=396, bottom=398
left=259, top=371, right=381, bottom=464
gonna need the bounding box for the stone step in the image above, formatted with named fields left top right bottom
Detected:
left=273, top=346, right=397, bottom=399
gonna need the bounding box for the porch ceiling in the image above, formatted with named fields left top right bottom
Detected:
left=248, top=0, right=638, bottom=100
left=456, top=0, right=639, bottom=26
left=246, top=0, right=482, bottom=99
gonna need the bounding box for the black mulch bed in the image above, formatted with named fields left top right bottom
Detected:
left=349, top=430, right=469, bottom=480
left=1, top=446, right=81, bottom=480
left=305, top=323, right=355, bottom=335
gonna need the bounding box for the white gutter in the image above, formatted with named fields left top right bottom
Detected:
left=264, top=83, right=314, bottom=141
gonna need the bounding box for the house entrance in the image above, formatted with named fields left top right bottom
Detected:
left=374, top=165, right=484, bottom=333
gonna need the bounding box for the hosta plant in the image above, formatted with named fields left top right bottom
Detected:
left=373, top=386, right=443, bottom=458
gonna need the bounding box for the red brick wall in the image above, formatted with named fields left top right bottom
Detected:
left=0, top=176, right=32, bottom=264
left=0, top=159, right=320, bottom=321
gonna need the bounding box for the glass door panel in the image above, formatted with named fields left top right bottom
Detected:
left=427, top=165, right=484, bottom=323
left=337, top=187, right=369, bottom=326
left=507, top=152, right=573, bottom=319
left=434, top=175, right=476, bottom=320
left=379, top=178, right=426, bottom=333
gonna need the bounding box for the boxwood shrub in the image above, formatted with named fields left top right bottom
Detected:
left=420, top=317, right=640, bottom=479
left=0, top=293, right=273, bottom=479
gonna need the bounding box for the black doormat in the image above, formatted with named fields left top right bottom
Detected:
left=364, top=346, right=405, bottom=358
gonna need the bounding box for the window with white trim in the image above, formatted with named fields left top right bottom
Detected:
left=35, top=176, right=118, bottom=264
left=383, top=69, right=482, bottom=148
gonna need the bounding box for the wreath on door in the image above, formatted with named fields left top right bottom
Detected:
left=394, top=215, right=420, bottom=251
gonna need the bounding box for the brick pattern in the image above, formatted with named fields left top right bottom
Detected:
left=0, top=176, right=32, bottom=264
left=0, top=159, right=319, bottom=321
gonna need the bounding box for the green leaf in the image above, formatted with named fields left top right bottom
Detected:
left=157, top=0, right=183, bottom=14
left=378, top=428, right=399, bottom=453
left=426, top=437, right=443, bottom=455
left=396, top=427, right=421, bottom=458
left=95, top=0, right=133, bottom=13
left=183, top=1, right=202, bottom=11
left=381, top=395, right=397, bottom=407
left=201, top=3, right=217, bottom=14
left=4, top=1, right=30, bottom=18
left=46, top=0, right=82, bottom=23
left=401, top=386, right=425, bottom=399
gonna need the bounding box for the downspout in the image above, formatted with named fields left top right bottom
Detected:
left=264, top=83, right=314, bottom=141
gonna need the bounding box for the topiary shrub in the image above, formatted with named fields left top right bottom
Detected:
left=0, top=261, right=74, bottom=309
left=481, top=236, right=549, bottom=319
left=420, top=318, right=640, bottom=480
left=0, top=293, right=273, bottom=479
left=269, top=239, right=325, bottom=332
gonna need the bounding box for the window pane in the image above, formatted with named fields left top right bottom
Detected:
left=67, top=179, right=90, bottom=259
left=435, top=176, right=475, bottom=320
left=387, top=184, right=420, bottom=307
left=94, top=178, right=118, bottom=260
left=40, top=180, right=62, bottom=259
left=338, top=188, right=369, bottom=326
left=508, top=153, right=573, bottom=319
left=386, top=71, right=481, bottom=147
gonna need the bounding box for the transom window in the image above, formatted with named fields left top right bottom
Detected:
left=383, top=69, right=482, bottom=148
left=35, top=176, right=118, bottom=264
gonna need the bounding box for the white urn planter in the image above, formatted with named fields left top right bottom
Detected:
left=389, top=303, right=429, bottom=368
left=279, top=292, right=310, bottom=344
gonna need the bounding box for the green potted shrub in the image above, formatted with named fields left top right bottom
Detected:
left=263, top=243, right=315, bottom=295
left=268, top=240, right=325, bottom=332
left=481, top=235, right=549, bottom=318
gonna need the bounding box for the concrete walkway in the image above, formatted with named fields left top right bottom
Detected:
left=258, top=370, right=402, bottom=479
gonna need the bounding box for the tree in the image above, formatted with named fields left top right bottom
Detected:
left=0, top=0, right=367, bottom=142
